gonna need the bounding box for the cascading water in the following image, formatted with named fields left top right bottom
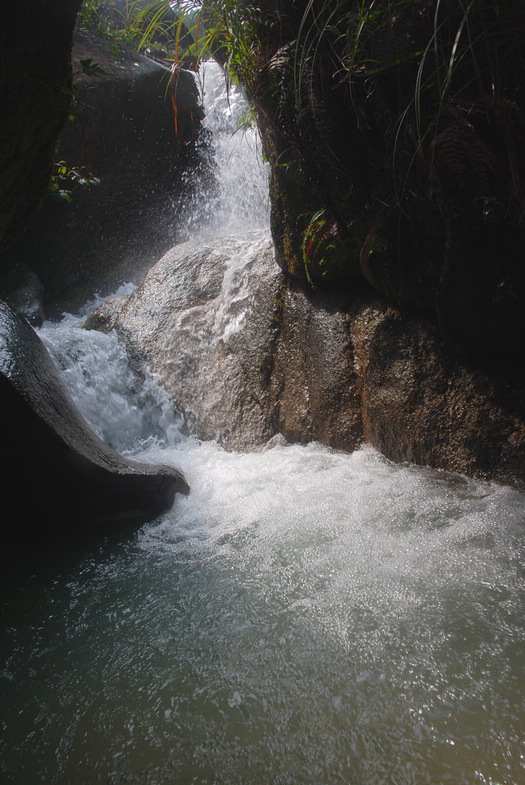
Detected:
left=177, top=60, right=270, bottom=239
left=1, top=63, right=525, bottom=785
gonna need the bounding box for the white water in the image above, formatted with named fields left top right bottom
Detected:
left=177, top=60, right=270, bottom=239
left=1, top=60, right=525, bottom=785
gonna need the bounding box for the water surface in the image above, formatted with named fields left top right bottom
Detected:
left=2, top=56, right=524, bottom=785
left=2, top=384, right=524, bottom=784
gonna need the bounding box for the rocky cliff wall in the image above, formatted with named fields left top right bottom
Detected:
left=212, top=0, right=525, bottom=379
left=1, top=28, right=208, bottom=317
left=0, top=0, right=83, bottom=250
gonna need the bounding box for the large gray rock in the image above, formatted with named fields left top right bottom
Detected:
left=86, top=232, right=525, bottom=485
left=85, top=232, right=363, bottom=451
left=0, top=300, right=188, bottom=541
left=86, top=233, right=282, bottom=449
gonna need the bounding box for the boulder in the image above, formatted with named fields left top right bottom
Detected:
left=85, top=232, right=362, bottom=451
left=0, top=299, right=189, bottom=542
left=85, top=232, right=282, bottom=449
left=86, top=233, right=525, bottom=485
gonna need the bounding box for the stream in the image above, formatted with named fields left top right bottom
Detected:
left=1, top=62, right=525, bottom=785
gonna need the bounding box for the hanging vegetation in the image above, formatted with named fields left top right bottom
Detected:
left=63, top=0, right=525, bottom=371
left=197, top=0, right=525, bottom=374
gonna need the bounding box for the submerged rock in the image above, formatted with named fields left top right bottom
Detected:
left=87, top=232, right=525, bottom=485
left=0, top=299, right=188, bottom=541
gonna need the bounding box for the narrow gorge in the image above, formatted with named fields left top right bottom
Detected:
left=1, top=3, right=525, bottom=784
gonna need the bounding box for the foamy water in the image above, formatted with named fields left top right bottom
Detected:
left=1, top=54, right=524, bottom=785
left=177, top=60, right=270, bottom=239
left=1, top=318, right=523, bottom=784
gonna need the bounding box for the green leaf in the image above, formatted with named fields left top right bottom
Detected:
left=79, top=58, right=108, bottom=77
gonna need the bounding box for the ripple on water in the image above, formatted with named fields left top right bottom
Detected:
left=1, top=443, right=524, bottom=784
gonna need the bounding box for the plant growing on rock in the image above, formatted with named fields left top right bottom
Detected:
left=199, top=0, right=525, bottom=375
left=49, top=161, right=101, bottom=203
left=67, top=0, right=525, bottom=373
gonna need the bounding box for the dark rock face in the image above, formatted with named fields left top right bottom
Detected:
left=236, top=1, right=525, bottom=375
left=269, top=284, right=363, bottom=450
left=1, top=28, right=209, bottom=317
left=0, top=300, right=188, bottom=540
left=86, top=234, right=525, bottom=484
left=0, top=0, right=83, bottom=250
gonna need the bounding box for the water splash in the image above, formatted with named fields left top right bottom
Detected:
left=2, top=421, right=525, bottom=784
left=38, top=313, right=184, bottom=455
left=24, top=316, right=525, bottom=784
left=5, top=49, right=525, bottom=785
left=177, top=60, right=270, bottom=239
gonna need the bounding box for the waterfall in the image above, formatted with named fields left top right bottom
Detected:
left=176, top=60, right=270, bottom=239
left=2, top=61, right=525, bottom=785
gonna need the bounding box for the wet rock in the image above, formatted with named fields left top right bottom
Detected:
left=0, top=299, right=189, bottom=541
left=87, top=233, right=525, bottom=484
left=270, top=284, right=363, bottom=450
left=352, top=306, right=525, bottom=485
left=85, top=232, right=364, bottom=452
left=86, top=233, right=282, bottom=449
